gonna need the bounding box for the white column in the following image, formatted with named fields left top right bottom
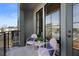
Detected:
left=66, top=3, right=73, bottom=56
left=61, top=3, right=67, bottom=56
left=19, top=8, right=25, bottom=46
left=43, top=6, right=45, bottom=39
left=61, top=3, right=73, bottom=56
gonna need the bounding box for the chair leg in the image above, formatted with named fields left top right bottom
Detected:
left=53, top=50, right=56, bottom=56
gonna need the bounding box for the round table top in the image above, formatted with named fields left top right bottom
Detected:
left=34, top=42, right=45, bottom=47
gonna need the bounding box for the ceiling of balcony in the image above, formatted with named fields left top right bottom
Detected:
left=20, top=3, right=41, bottom=11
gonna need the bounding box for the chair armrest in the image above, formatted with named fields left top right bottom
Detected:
left=47, top=48, right=54, bottom=51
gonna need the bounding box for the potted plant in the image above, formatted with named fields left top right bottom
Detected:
left=37, top=34, right=43, bottom=43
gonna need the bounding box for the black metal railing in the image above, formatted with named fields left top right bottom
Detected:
left=0, top=32, right=4, bottom=56
left=0, top=30, right=20, bottom=56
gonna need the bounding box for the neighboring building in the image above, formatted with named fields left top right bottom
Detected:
left=0, top=27, right=18, bottom=32
left=0, top=27, right=19, bottom=47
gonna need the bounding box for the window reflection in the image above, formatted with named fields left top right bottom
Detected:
left=73, top=4, right=79, bottom=56
left=45, top=4, right=60, bottom=56
left=46, top=14, right=52, bottom=38
left=52, top=11, right=59, bottom=40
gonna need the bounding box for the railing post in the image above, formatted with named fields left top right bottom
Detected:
left=8, top=31, right=9, bottom=50
left=4, top=32, right=6, bottom=56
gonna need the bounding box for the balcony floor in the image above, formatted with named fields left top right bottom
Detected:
left=7, top=46, right=38, bottom=56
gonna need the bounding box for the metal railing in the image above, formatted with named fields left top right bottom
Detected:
left=0, top=30, right=20, bottom=56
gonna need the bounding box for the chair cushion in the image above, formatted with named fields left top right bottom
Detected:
left=27, top=38, right=35, bottom=41
left=46, top=43, right=53, bottom=49
left=46, top=43, right=54, bottom=56
left=27, top=41, right=34, bottom=45
left=43, top=42, right=54, bottom=56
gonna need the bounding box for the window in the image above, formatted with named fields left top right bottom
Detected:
left=45, top=3, right=60, bottom=56
left=73, top=4, right=79, bottom=56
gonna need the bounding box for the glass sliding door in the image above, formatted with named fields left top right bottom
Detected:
left=51, top=10, right=60, bottom=44
left=73, top=4, right=79, bottom=56
left=44, top=3, right=60, bottom=56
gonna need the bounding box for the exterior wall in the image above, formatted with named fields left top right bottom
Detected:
left=19, top=10, right=25, bottom=46
left=24, top=3, right=46, bottom=39
left=19, top=4, right=47, bottom=45
left=24, top=11, right=34, bottom=39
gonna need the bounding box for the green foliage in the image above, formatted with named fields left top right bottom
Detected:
left=37, top=34, right=43, bottom=41
left=37, top=37, right=43, bottom=41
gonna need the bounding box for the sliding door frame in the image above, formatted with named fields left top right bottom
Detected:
left=36, top=8, right=43, bottom=37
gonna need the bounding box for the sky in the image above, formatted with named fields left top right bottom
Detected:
left=0, top=3, right=79, bottom=28
left=0, top=3, right=18, bottom=28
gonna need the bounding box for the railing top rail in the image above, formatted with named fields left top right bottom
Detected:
left=0, top=30, right=20, bottom=33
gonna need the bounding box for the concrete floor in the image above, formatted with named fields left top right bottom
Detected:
left=7, top=46, right=38, bottom=56
left=0, top=48, right=4, bottom=56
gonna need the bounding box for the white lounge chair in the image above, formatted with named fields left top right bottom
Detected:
left=26, top=34, right=37, bottom=46
left=50, top=38, right=58, bottom=56
left=38, top=37, right=58, bottom=56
